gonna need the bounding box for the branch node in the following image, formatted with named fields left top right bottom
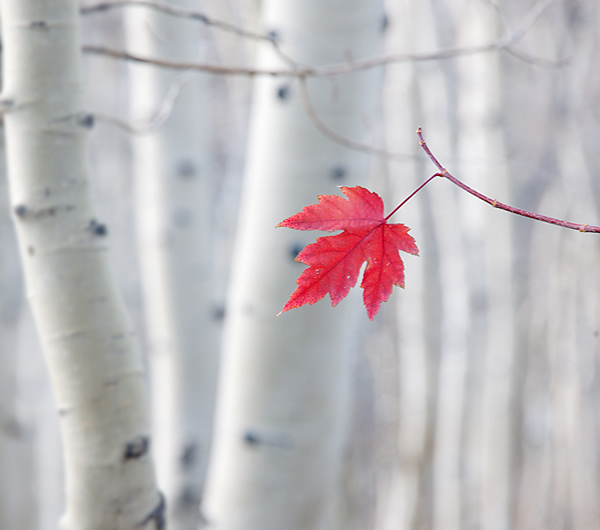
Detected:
left=124, top=435, right=150, bottom=460
left=580, top=224, right=587, bottom=232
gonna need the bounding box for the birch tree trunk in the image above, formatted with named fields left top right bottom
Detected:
left=0, top=130, right=34, bottom=529
left=203, top=0, right=384, bottom=528
left=452, top=4, right=517, bottom=529
left=0, top=1, right=161, bottom=528
left=125, top=3, right=219, bottom=528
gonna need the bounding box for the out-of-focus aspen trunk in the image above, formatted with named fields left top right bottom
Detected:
left=382, top=4, right=433, bottom=530
left=125, top=2, right=219, bottom=528
left=453, top=4, right=516, bottom=529
left=411, top=3, right=471, bottom=530
left=0, top=131, right=33, bottom=529
left=0, top=1, right=161, bottom=528
left=517, top=4, right=600, bottom=528
left=203, top=0, right=384, bottom=528
left=378, top=1, right=600, bottom=529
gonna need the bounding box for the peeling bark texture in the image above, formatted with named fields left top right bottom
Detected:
left=125, top=2, right=219, bottom=528
left=203, top=0, right=384, bottom=529
left=0, top=1, right=160, bottom=528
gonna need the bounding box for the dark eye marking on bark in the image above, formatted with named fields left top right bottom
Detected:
left=177, top=159, right=197, bottom=178
left=290, top=242, right=304, bottom=260
left=243, top=430, right=260, bottom=445
left=277, top=85, right=290, bottom=100
left=14, top=204, right=27, bottom=217
left=330, top=164, right=347, bottom=180
left=30, top=20, right=47, bottom=29
left=78, top=113, right=95, bottom=129
left=243, top=429, right=292, bottom=448
left=176, top=486, right=201, bottom=511
left=380, top=13, right=389, bottom=32
left=267, top=29, right=280, bottom=42
left=124, top=435, right=150, bottom=460
left=88, top=219, right=108, bottom=236
left=180, top=443, right=197, bottom=469
left=212, top=304, right=226, bottom=320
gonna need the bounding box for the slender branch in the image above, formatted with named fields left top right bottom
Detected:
left=416, top=128, right=600, bottom=233
left=81, top=1, right=274, bottom=44
left=94, top=71, right=196, bottom=134
left=297, top=76, right=413, bottom=161
left=81, top=0, right=562, bottom=78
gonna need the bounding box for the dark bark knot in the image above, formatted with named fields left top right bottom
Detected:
left=177, top=159, right=197, bottom=178
left=277, top=85, right=291, bottom=100
left=267, top=29, right=281, bottom=42
left=30, top=20, right=47, bottom=29
left=14, top=203, right=60, bottom=219
left=124, top=435, right=149, bottom=460
left=380, top=13, right=389, bottom=32
left=14, top=204, right=27, bottom=218
left=180, top=443, right=197, bottom=469
left=78, top=113, right=95, bottom=129
left=289, top=242, right=304, bottom=260
left=243, top=430, right=260, bottom=445
left=176, top=486, right=201, bottom=512
left=243, top=429, right=292, bottom=448
left=330, top=164, right=347, bottom=181
left=211, top=304, right=226, bottom=321
left=88, top=219, right=108, bottom=236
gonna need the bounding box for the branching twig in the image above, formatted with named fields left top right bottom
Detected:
left=82, top=0, right=562, bottom=77
left=297, top=76, right=413, bottom=161
left=415, top=128, right=600, bottom=233
left=94, top=71, right=195, bottom=134
left=81, top=0, right=271, bottom=43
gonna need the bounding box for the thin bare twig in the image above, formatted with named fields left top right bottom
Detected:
left=81, top=0, right=271, bottom=43
left=297, top=76, right=413, bottom=161
left=93, top=71, right=196, bottom=133
left=415, top=128, right=600, bottom=233
left=82, top=0, right=561, bottom=77
left=484, top=0, right=569, bottom=67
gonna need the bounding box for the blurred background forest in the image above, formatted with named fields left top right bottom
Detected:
left=1, top=0, right=600, bottom=529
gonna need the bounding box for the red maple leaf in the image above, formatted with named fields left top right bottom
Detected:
left=277, top=186, right=418, bottom=320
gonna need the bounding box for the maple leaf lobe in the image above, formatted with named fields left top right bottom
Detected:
left=278, top=186, right=418, bottom=320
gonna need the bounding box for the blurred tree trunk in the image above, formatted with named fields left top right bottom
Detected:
left=125, top=2, right=219, bottom=528
left=203, top=0, right=384, bottom=528
left=0, top=1, right=161, bottom=528
left=453, top=4, right=517, bottom=529
left=377, top=1, right=600, bottom=529
left=0, top=130, right=34, bottom=529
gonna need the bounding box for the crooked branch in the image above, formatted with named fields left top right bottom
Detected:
left=82, top=0, right=562, bottom=77
left=415, top=128, right=600, bottom=233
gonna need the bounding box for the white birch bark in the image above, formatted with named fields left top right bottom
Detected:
left=452, top=4, right=517, bottom=529
left=0, top=130, right=34, bottom=529
left=125, top=3, right=219, bottom=528
left=380, top=3, right=433, bottom=529
left=0, top=1, right=161, bottom=528
left=413, top=3, right=471, bottom=529
left=203, top=0, right=384, bottom=528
